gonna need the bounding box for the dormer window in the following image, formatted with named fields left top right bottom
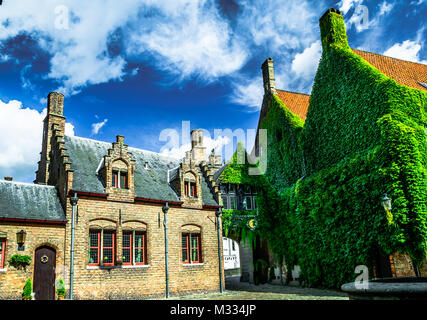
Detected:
left=184, top=180, right=197, bottom=198
left=112, top=170, right=128, bottom=189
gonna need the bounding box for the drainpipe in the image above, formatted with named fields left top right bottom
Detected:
left=69, top=193, right=78, bottom=300
left=216, top=208, right=224, bottom=293
left=162, top=202, right=170, bottom=298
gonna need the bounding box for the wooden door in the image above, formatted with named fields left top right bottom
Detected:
left=33, top=246, right=56, bottom=300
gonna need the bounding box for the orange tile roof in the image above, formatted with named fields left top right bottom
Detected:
left=275, top=90, right=310, bottom=121
left=353, top=49, right=427, bottom=91
left=275, top=49, right=426, bottom=121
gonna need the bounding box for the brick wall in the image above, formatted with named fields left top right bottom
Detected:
left=63, top=197, right=222, bottom=299
left=0, top=222, right=66, bottom=299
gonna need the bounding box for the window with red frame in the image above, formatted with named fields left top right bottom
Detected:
left=122, top=231, right=146, bottom=265
left=0, top=239, right=5, bottom=269
left=112, top=170, right=128, bottom=189
left=88, top=230, right=116, bottom=266
left=184, top=181, right=197, bottom=198
left=89, top=230, right=100, bottom=266
left=102, top=231, right=115, bottom=266
left=182, top=233, right=201, bottom=264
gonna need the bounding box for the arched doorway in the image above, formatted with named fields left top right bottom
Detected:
left=33, top=246, right=56, bottom=300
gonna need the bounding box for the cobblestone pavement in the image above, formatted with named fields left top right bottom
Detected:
left=167, top=276, right=349, bottom=300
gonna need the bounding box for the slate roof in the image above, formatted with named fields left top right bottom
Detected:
left=0, top=180, right=66, bottom=222
left=274, top=49, right=427, bottom=122
left=64, top=135, right=218, bottom=206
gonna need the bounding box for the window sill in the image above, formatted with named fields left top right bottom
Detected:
left=122, top=264, right=149, bottom=269
left=0, top=268, right=7, bottom=272
left=87, top=265, right=149, bottom=270
left=183, top=263, right=204, bottom=266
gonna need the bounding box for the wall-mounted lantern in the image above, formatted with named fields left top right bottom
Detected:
left=16, top=230, right=26, bottom=251
left=381, top=194, right=392, bottom=212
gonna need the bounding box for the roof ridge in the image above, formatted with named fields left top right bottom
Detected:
left=276, top=89, right=311, bottom=96
left=352, top=48, right=427, bottom=67
left=0, top=180, right=56, bottom=188
left=65, top=135, right=181, bottom=161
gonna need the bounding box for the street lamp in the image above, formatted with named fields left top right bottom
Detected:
left=381, top=194, right=392, bottom=212
left=16, top=230, right=26, bottom=251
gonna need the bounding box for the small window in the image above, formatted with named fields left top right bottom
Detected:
left=89, top=230, right=101, bottom=266
left=221, top=195, right=228, bottom=209
left=103, top=231, right=115, bottom=266
left=122, top=231, right=147, bottom=266
left=0, top=238, right=6, bottom=269
left=112, top=170, right=128, bottom=189
left=184, top=181, right=197, bottom=198
left=229, top=195, right=237, bottom=209
left=244, top=196, right=253, bottom=210
left=182, top=233, right=201, bottom=264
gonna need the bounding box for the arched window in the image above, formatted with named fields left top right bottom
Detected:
left=122, top=221, right=147, bottom=266
left=181, top=225, right=202, bottom=264
left=183, top=172, right=197, bottom=198
left=112, top=159, right=128, bottom=189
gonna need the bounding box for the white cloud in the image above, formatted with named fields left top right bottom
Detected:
left=230, top=76, right=264, bottom=110
left=126, top=1, right=247, bottom=81
left=379, top=1, right=394, bottom=16
left=383, top=40, right=427, bottom=64
left=65, top=122, right=75, bottom=136
left=91, top=119, right=108, bottom=135
left=291, top=40, right=322, bottom=80
left=338, top=0, right=364, bottom=15
left=0, top=98, right=74, bottom=182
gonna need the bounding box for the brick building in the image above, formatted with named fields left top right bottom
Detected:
left=0, top=93, right=224, bottom=299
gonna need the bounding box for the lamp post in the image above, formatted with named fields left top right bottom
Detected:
left=162, top=202, right=170, bottom=298
left=381, top=194, right=392, bottom=212
left=16, top=230, right=26, bottom=251
left=69, top=193, right=78, bottom=300
left=216, top=208, right=224, bottom=293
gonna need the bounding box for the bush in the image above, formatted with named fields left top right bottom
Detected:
left=22, top=278, right=32, bottom=299
left=9, top=254, right=32, bottom=270
left=57, top=277, right=66, bottom=296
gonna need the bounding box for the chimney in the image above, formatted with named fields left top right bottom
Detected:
left=190, top=129, right=206, bottom=164
left=319, top=8, right=349, bottom=51
left=4, top=176, right=12, bottom=181
left=261, top=57, right=277, bottom=95
left=35, top=91, right=66, bottom=184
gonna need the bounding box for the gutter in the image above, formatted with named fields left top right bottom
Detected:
left=0, top=217, right=66, bottom=225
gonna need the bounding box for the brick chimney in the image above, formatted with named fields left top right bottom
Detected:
left=319, top=8, right=350, bottom=51
left=261, top=57, right=277, bottom=95
left=35, top=91, right=66, bottom=184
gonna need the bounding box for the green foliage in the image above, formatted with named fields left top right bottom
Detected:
left=22, top=278, right=32, bottom=299
left=257, top=11, right=427, bottom=288
left=57, top=277, right=66, bottom=296
left=9, top=254, right=32, bottom=270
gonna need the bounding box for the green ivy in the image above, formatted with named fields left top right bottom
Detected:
left=256, top=11, right=427, bottom=288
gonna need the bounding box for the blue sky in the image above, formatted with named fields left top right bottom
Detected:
left=0, top=0, right=426, bottom=183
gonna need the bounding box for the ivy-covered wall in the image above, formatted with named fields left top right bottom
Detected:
left=256, top=10, right=427, bottom=288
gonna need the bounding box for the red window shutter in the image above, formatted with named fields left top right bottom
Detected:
left=191, top=183, right=196, bottom=198
left=185, top=182, right=189, bottom=197
left=182, top=234, right=189, bottom=263
left=0, top=240, right=5, bottom=269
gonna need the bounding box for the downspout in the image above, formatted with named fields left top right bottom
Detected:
left=216, top=208, right=224, bottom=293
left=162, top=202, right=170, bottom=298
left=69, top=192, right=78, bottom=300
